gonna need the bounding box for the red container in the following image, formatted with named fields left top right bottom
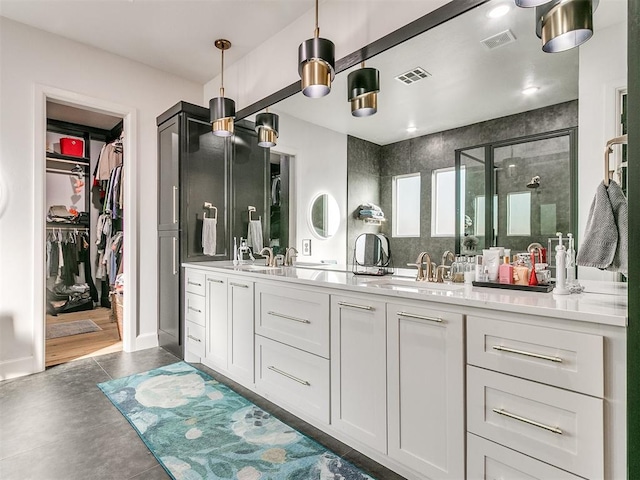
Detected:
left=60, top=137, right=84, bottom=157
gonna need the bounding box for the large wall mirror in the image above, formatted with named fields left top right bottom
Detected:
left=239, top=0, right=627, bottom=276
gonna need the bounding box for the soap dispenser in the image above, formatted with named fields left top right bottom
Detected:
left=553, top=232, right=570, bottom=295
left=566, top=233, right=576, bottom=286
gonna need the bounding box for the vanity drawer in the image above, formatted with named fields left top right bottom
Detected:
left=255, top=335, right=330, bottom=424
left=467, top=366, right=603, bottom=479
left=467, top=316, right=603, bottom=397
left=185, top=269, right=206, bottom=296
left=255, top=283, right=330, bottom=358
left=185, top=292, right=206, bottom=327
left=467, top=434, right=582, bottom=480
left=185, top=321, right=205, bottom=360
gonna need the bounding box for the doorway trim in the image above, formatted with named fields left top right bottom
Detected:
left=34, top=85, right=138, bottom=371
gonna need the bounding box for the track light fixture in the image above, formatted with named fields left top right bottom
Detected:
left=298, top=0, right=335, bottom=98
left=210, top=39, right=236, bottom=137
left=347, top=62, right=380, bottom=117
left=255, top=111, right=279, bottom=148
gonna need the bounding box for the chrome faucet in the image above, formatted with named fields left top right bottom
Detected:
left=408, top=252, right=434, bottom=281
left=436, top=250, right=455, bottom=283
left=259, top=247, right=275, bottom=267
left=284, top=247, right=298, bottom=266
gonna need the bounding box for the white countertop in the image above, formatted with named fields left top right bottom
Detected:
left=183, top=261, right=628, bottom=327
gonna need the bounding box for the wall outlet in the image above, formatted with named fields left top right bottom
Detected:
left=302, top=238, right=311, bottom=256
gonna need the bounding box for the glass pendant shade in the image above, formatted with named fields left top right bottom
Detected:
left=536, top=0, right=597, bottom=53
left=298, top=37, right=335, bottom=98
left=348, top=67, right=380, bottom=117
left=255, top=112, right=279, bottom=148
left=210, top=96, right=235, bottom=137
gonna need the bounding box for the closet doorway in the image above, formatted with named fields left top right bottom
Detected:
left=44, top=101, right=124, bottom=366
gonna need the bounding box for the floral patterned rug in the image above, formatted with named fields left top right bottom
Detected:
left=98, top=362, right=375, bottom=480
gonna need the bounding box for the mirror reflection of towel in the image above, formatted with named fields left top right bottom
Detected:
left=248, top=220, right=263, bottom=252
left=202, top=218, right=217, bottom=256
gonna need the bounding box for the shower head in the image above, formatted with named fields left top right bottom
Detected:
left=527, top=175, right=541, bottom=189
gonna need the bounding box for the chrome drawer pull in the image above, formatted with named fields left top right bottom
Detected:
left=187, top=334, right=202, bottom=343
left=188, top=306, right=202, bottom=313
left=188, top=280, right=202, bottom=287
left=492, top=345, right=563, bottom=363
left=398, top=311, right=442, bottom=323
left=492, top=408, right=563, bottom=435
left=267, top=366, right=311, bottom=386
left=338, top=301, right=373, bottom=311
left=230, top=282, right=249, bottom=288
left=267, top=311, right=310, bottom=324
left=207, top=279, right=224, bottom=284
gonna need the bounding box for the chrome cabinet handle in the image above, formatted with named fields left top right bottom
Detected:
left=492, top=345, right=563, bottom=363
left=267, top=311, right=310, bottom=324
left=398, top=311, right=442, bottom=323
left=187, top=280, right=202, bottom=287
left=172, top=185, right=178, bottom=224
left=230, top=282, right=249, bottom=288
left=187, top=334, right=202, bottom=343
left=207, top=278, right=224, bottom=284
left=268, top=366, right=310, bottom=386
left=338, top=301, right=373, bottom=311
left=188, top=306, right=202, bottom=313
left=172, top=237, right=178, bottom=275
left=492, top=408, right=563, bottom=435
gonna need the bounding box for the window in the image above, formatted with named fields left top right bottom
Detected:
left=392, top=173, right=420, bottom=237
left=507, top=192, right=531, bottom=236
left=473, top=195, right=497, bottom=237
left=431, top=167, right=465, bottom=237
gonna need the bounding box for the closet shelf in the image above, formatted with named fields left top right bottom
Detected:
left=46, top=152, right=90, bottom=165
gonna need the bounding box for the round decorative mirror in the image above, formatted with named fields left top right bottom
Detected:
left=309, top=193, right=340, bottom=239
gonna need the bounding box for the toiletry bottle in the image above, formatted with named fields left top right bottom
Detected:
left=464, top=257, right=475, bottom=284
left=513, top=259, right=530, bottom=286
left=553, top=232, right=570, bottom=295
left=475, top=255, right=484, bottom=282
left=566, top=233, right=576, bottom=286
left=233, top=237, right=238, bottom=265
left=498, top=255, right=514, bottom=284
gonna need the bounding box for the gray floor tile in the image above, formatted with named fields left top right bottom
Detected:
left=128, top=465, right=172, bottom=480
left=95, top=347, right=180, bottom=379
left=0, top=419, right=159, bottom=480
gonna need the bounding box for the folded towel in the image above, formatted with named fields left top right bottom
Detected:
left=247, top=219, right=263, bottom=252
left=360, top=202, right=382, bottom=212
left=577, top=180, right=627, bottom=275
left=359, top=209, right=385, bottom=217
left=202, top=218, right=217, bottom=256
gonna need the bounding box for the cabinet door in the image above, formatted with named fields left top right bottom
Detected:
left=227, top=278, right=255, bottom=386
left=387, top=302, right=464, bottom=480
left=331, top=294, right=387, bottom=454
left=205, top=274, right=228, bottom=370
left=158, top=117, right=180, bottom=230
left=158, top=231, right=181, bottom=357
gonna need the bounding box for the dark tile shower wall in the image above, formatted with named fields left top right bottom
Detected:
left=347, top=100, right=578, bottom=267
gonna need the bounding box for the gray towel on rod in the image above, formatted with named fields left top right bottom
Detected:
left=202, top=218, right=217, bottom=256
left=577, top=180, right=627, bottom=275
left=247, top=219, right=263, bottom=252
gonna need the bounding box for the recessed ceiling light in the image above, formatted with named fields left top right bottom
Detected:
left=487, top=4, right=511, bottom=18
left=406, top=126, right=417, bottom=133
left=522, top=86, right=540, bottom=95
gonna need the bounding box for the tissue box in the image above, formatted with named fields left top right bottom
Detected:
left=60, top=137, right=84, bottom=157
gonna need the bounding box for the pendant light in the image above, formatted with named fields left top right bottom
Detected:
left=210, top=39, right=235, bottom=137
left=347, top=62, right=380, bottom=117
left=535, top=0, right=598, bottom=53
left=515, top=0, right=551, bottom=7
left=255, top=110, right=279, bottom=148
left=298, top=0, right=335, bottom=98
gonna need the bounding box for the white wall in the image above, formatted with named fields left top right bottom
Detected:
left=0, top=17, right=202, bottom=379
left=578, top=17, right=627, bottom=281
left=203, top=0, right=450, bottom=111
left=274, top=112, right=347, bottom=264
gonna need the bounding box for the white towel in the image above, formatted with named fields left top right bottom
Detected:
left=247, top=219, right=263, bottom=252
left=202, top=218, right=217, bottom=256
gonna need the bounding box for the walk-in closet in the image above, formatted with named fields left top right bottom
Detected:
left=44, top=102, right=124, bottom=366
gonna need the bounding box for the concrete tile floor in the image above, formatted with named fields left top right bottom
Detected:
left=0, top=347, right=406, bottom=480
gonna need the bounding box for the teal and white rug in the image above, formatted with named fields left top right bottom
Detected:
left=98, top=362, right=375, bottom=480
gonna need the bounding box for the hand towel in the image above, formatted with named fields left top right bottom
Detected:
left=606, top=180, right=628, bottom=276
left=202, top=218, right=217, bottom=256
left=247, top=219, right=263, bottom=252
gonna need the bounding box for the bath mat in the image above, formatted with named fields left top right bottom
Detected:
left=98, top=362, right=375, bottom=480
left=46, top=319, right=101, bottom=339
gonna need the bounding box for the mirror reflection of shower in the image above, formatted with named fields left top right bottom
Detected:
left=527, top=175, right=541, bottom=189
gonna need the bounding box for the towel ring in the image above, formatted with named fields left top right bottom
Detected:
left=604, top=134, right=628, bottom=186
left=203, top=202, right=217, bottom=221
left=248, top=206, right=261, bottom=222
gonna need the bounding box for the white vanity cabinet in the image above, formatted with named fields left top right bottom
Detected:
left=227, top=277, right=255, bottom=386
left=386, top=302, right=464, bottom=480
left=331, top=294, right=388, bottom=454
left=204, top=273, right=228, bottom=371
left=183, top=269, right=206, bottom=362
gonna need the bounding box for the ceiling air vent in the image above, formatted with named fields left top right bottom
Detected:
left=481, top=29, right=517, bottom=50
left=394, top=67, right=431, bottom=85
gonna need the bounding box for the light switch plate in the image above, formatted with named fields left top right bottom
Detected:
left=302, top=239, right=311, bottom=256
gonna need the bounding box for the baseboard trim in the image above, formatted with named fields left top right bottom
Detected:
left=0, top=355, right=40, bottom=381
left=133, top=333, right=158, bottom=352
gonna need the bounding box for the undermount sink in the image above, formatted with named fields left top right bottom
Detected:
left=369, top=277, right=466, bottom=291
left=223, top=263, right=283, bottom=272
